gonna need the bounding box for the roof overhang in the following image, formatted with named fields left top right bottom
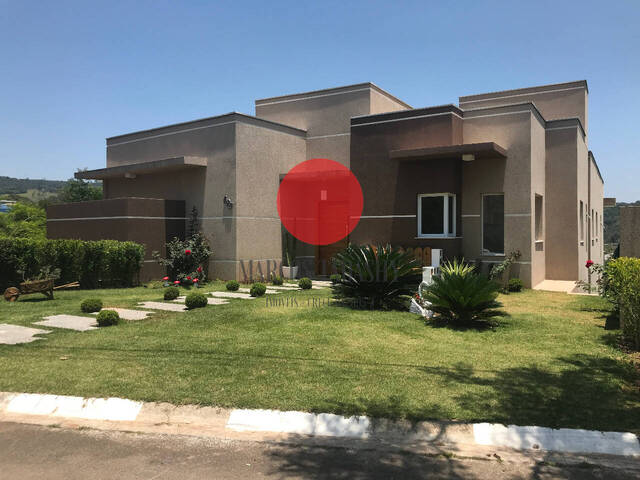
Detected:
left=75, top=156, right=208, bottom=180
left=390, top=142, right=507, bottom=162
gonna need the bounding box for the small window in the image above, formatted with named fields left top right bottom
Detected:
left=535, top=194, right=543, bottom=241
left=417, top=194, right=456, bottom=238
left=482, top=194, right=504, bottom=255
left=579, top=201, right=584, bottom=243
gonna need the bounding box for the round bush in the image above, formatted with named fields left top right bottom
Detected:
left=298, top=277, right=312, bottom=290
left=508, top=278, right=524, bottom=292
left=96, top=310, right=119, bottom=327
left=250, top=282, right=267, bottom=297
left=226, top=280, right=240, bottom=291
left=164, top=286, right=180, bottom=300
left=185, top=292, right=208, bottom=309
left=329, top=274, right=342, bottom=285
left=80, top=298, right=103, bottom=313
left=271, top=274, right=284, bottom=286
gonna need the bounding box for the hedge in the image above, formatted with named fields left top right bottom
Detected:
left=0, top=238, right=144, bottom=290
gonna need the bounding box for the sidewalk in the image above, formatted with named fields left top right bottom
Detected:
left=1, top=391, right=638, bottom=470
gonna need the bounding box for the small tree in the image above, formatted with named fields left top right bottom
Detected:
left=57, top=178, right=102, bottom=203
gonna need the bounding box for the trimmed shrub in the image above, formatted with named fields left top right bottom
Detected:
left=185, top=292, right=208, bottom=309
left=508, top=278, right=524, bottom=292
left=153, top=233, right=211, bottom=282
left=298, top=277, right=312, bottom=290
left=80, top=298, right=103, bottom=313
left=250, top=282, right=266, bottom=297
left=226, top=280, right=240, bottom=291
left=421, top=270, right=504, bottom=326
left=603, top=257, right=640, bottom=349
left=0, top=238, right=144, bottom=291
left=270, top=273, right=284, bottom=286
left=332, top=244, right=422, bottom=309
left=96, top=310, right=119, bottom=327
left=164, top=286, right=180, bottom=301
left=329, top=274, right=342, bottom=285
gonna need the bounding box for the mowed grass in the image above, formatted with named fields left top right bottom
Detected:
left=0, top=283, right=638, bottom=433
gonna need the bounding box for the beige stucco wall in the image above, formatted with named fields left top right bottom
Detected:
left=620, top=207, right=640, bottom=258
left=576, top=133, right=590, bottom=283
left=233, top=121, right=306, bottom=279
left=589, top=155, right=604, bottom=266
left=530, top=118, right=546, bottom=286
left=544, top=127, right=579, bottom=280
left=460, top=81, right=588, bottom=134
left=461, top=105, right=537, bottom=286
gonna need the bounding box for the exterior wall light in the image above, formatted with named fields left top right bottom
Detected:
left=223, top=194, right=234, bottom=209
left=124, top=172, right=137, bottom=179
left=462, top=154, right=475, bottom=162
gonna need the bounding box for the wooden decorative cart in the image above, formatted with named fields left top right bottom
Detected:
left=4, top=278, right=55, bottom=302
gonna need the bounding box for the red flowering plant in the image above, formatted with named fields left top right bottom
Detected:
left=586, top=259, right=594, bottom=268
left=153, top=232, right=211, bottom=286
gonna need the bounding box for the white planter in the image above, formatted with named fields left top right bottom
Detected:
left=282, top=266, right=299, bottom=279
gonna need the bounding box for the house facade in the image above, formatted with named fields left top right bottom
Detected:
left=48, top=80, right=604, bottom=287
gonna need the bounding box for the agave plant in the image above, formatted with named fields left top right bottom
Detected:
left=421, top=269, right=504, bottom=326
left=332, top=244, right=422, bottom=309
left=439, top=258, right=475, bottom=277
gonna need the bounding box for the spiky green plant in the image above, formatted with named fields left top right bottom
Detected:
left=440, top=258, right=475, bottom=277
left=331, top=244, right=422, bottom=309
left=421, top=269, right=504, bottom=326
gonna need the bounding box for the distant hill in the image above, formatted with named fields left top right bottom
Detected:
left=0, top=176, right=66, bottom=195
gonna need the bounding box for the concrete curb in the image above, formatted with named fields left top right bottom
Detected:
left=1, top=392, right=638, bottom=457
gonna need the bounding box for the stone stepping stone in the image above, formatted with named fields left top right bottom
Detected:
left=137, top=301, right=187, bottom=312
left=91, top=308, right=154, bottom=321
left=267, top=285, right=300, bottom=290
left=0, top=324, right=51, bottom=344
left=237, top=288, right=280, bottom=295
left=35, top=315, right=97, bottom=331
left=209, top=291, right=255, bottom=300
left=173, top=296, right=229, bottom=305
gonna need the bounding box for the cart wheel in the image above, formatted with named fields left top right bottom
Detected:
left=4, top=287, right=20, bottom=302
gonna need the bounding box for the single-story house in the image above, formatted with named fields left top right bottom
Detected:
left=47, top=80, right=604, bottom=287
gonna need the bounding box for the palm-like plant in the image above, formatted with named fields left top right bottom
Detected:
left=421, top=269, right=504, bottom=326
left=332, top=244, right=422, bottom=309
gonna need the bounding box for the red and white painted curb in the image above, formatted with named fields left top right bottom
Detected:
left=1, top=392, right=638, bottom=457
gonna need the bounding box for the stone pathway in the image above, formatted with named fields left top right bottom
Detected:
left=35, top=315, right=97, bottom=331
left=173, top=296, right=230, bottom=305
left=0, top=324, right=51, bottom=344
left=91, top=308, right=154, bottom=321
left=209, top=291, right=255, bottom=300
left=137, top=301, right=187, bottom=312
left=237, top=287, right=280, bottom=295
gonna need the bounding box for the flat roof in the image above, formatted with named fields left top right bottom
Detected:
left=255, top=82, right=412, bottom=109
left=106, top=112, right=306, bottom=144
left=390, top=142, right=507, bottom=161
left=75, top=156, right=208, bottom=180
left=460, top=80, right=588, bottom=103
left=352, top=104, right=463, bottom=126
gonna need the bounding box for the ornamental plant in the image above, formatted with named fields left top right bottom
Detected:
left=96, top=310, right=119, bottom=327
left=331, top=244, right=422, bottom=309
left=164, top=286, right=180, bottom=300
left=298, top=277, right=312, bottom=290
left=80, top=298, right=103, bottom=313
left=153, top=232, right=211, bottom=284
left=185, top=292, right=208, bottom=309
left=250, top=282, right=267, bottom=297
left=226, top=280, right=240, bottom=291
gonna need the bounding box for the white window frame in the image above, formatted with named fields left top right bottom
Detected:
left=417, top=193, right=456, bottom=239
left=481, top=193, right=505, bottom=256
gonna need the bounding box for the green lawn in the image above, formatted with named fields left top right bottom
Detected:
left=0, top=283, right=638, bottom=433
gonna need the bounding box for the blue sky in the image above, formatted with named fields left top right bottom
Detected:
left=1, top=1, right=639, bottom=200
